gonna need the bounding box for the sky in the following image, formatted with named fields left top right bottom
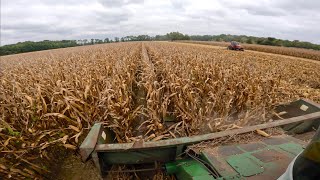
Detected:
left=1, top=0, right=320, bottom=45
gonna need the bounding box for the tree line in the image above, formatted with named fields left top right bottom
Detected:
left=0, top=40, right=78, bottom=56
left=1, top=32, right=319, bottom=56
left=76, top=32, right=190, bottom=44
left=189, top=34, right=320, bottom=50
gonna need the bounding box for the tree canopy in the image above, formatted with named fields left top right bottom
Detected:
left=166, top=32, right=190, bottom=41
left=0, top=40, right=78, bottom=56
left=1, top=32, right=319, bottom=56
left=189, top=34, right=320, bottom=50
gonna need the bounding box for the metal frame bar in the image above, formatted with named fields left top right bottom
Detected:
left=95, top=111, right=320, bottom=151
left=80, top=123, right=103, bottom=161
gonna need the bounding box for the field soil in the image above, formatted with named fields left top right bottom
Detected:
left=52, top=154, right=101, bottom=180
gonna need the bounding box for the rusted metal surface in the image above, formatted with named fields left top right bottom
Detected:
left=251, top=149, right=288, bottom=163
left=239, top=143, right=266, bottom=152
left=219, top=145, right=245, bottom=156
left=263, top=137, right=290, bottom=145
left=285, top=134, right=310, bottom=145
left=201, top=149, right=238, bottom=177
left=247, top=149, right=293, bottom=180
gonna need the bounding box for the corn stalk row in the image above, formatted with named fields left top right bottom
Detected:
left=0, top=42, right=319, bottom=179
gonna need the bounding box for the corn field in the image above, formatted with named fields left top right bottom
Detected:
left=1, top=42, right=320, bottom=179
left=184, top=41, right=320, bottom=61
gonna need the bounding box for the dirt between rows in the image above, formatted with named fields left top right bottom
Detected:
left=50, top=152, right=101, bottom=180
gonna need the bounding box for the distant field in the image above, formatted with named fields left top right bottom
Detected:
left=181, top=41, right=320, bottom=61
left=1, top=42, right=320, bottom=179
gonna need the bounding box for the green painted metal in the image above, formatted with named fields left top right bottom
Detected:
left=166, top=158, right=245, bottom=180
left=165, top=159, right=215, bottom=180
left=278, top=142, right=305, bottom=155
left=79, top=123, right=103, bottom=161
left=199, top=136, right=306, bottom=179
left=200, top=152, right=239, bottom=177
left=276, top=99, right=320, bottom=119
left=276, top=99, right=320, bottom=134
left=101, top=147, right=177, bottom=164
left=227, top=155, right=264, bottom=176
left=165, top=136, right=306, bottom=180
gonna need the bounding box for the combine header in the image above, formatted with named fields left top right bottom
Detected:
left=80, top=99, right=320, bottom=179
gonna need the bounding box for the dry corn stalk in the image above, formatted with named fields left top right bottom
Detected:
left=0, top=41, right=319, bottom=178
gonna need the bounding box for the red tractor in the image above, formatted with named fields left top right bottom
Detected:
left=227, top=41, right=244, bottom=51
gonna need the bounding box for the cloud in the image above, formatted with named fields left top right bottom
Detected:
left=98, top=0, right=144, bottom=7
left=1, top=0, right=320, bottom=45
left=274, top=0, right=320, bottom=12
